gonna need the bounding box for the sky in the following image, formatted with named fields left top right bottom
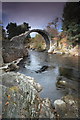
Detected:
left=2, top=2, right=65, bottom=36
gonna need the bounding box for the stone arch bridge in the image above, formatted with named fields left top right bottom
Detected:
left=11, top=29, right=52, bottom=51
left=3, top=29, right=54, bottom=62
left=25, top=29, right=51, bottom=49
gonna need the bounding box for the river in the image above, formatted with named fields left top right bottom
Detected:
left=17, top=49, right=79, bottom=104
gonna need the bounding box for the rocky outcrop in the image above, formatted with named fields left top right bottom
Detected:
left=48, top=43, right=80, bottom=56
left=1, top=72, right=56, bottom=119
left=2, top=34, right=28, bottom=63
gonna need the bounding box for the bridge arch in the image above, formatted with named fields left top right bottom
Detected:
left=24, top=29, right=51, bottom=50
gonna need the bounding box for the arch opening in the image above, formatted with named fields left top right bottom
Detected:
left=30, top=32, right=47, bottom=50
left=24, top=29, right=51, bottom=50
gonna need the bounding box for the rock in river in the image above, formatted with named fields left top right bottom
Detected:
left=56, top=76, right=78, bottom=92
left=35, top=65, right=55, bottom=73
left=35, top=65, right=48, bottom=73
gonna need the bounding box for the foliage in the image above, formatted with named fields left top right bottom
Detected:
left=29, top=34, right=46, bottom=51
left=6, top=22, right=31, bottom=39
left=62, top=2, right=80, bottom=45
left=45, top=26, right=58, bottom=39
left=45, top=17, right=59, bottom=39
left=48, top=17, right=59, bottom=29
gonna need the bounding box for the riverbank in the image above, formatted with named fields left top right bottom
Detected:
left=0, top=49, right=79, bottom=119
left=48, top=44, right=80, bottom=57
left=1, top=69, right=79, bottom=119
left=17, top=50, right=79, bottom=118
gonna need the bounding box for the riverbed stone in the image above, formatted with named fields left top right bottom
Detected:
left=56, top=76, right=78, bottom=92
left=54, top=99, right=67, bottom=117
left=1, top=72, right=55, bottom=118
left=62, top=95, right=79, bottom=118
left=54, top=95, right=79, bottom=118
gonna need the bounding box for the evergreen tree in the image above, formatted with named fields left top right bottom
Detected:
left=6, top=22, right=31, bottom=39
left=62, top=2, right=80, bottom=45
left=6, top=22, right=17, bottom=39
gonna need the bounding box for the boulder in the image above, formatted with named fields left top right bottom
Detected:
left=1, top=72, right=55, bottom=118
left=35, top=65, right=55, bottom=73
left=56, top=80, right=67, bottom=88
left=54, top=95, right=79, bottom=118
left=54, top=99, right=67, bottom=117
left=56, top=76, right=78, bottom=91
left=2, top=35, right=28, bottom=63
left=62, top=95, right=79, bottom=118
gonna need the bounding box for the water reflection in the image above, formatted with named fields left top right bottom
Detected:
left=25, top=51, right=41, bottom=71
left=59, top=67, right=79, bottom=80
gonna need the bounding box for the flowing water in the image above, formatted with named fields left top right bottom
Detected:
left=17, top=49, right=79, bottom=104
